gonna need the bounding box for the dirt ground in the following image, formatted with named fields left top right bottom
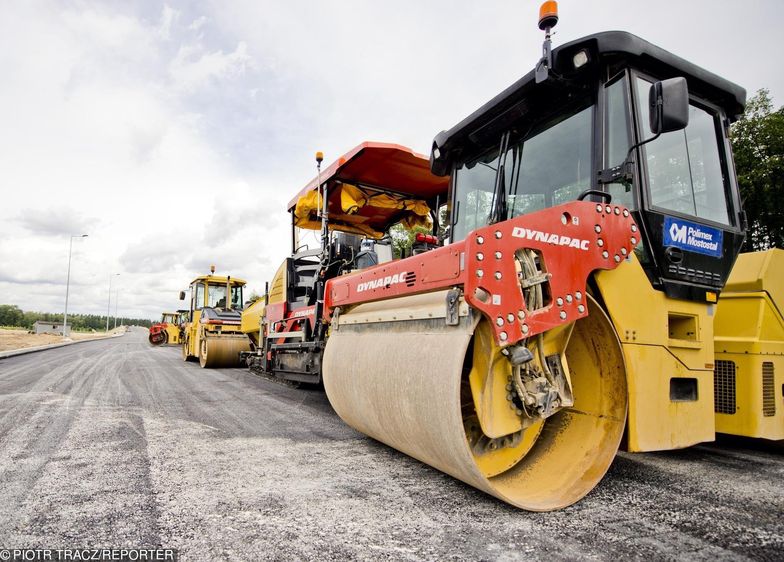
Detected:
left=0, top=327, right=128, bottom=352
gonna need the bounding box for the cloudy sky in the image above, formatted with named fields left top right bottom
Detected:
left=2, top=0, right=782, bottom=321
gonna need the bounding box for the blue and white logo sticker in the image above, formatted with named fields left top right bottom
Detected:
left=663, top=216, right=723, bottom=258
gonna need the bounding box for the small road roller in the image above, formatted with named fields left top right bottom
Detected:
left=148, top=311, right=186, bottom=346
left=181, top=266, right=251, bottom=368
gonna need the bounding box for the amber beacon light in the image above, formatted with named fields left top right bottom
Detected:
left=538, top=1, right=559, bottom=30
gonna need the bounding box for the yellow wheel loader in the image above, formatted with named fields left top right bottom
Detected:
left=180, top=267, right=251, bottom=368
left=243, top=4, right=779, bottom=510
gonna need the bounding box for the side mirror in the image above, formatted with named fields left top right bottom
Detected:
left=649, top=77, right=689, bottom=134
left=179, top=291, right=186, bottom=301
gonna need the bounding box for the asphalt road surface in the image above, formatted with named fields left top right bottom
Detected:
left=0, top=328, right=782, bottom=561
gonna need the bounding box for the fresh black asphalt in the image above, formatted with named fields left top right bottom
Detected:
left=0, top=327, right=782, bottom=560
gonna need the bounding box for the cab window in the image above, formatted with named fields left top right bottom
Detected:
left=634, top=76, right=731, bottom=225
left=231, top=285, right=243, bottom=308
left=451, top=99, right=594, bottom=242
left=194, top=284, right=205, bottom=310
left=206, top=284, right=243, bottom=308
left=506, top=104, right=593, bottom=218
left=207, top=284, right=227, bottom=308
left=604, top=76, right=634, bottom=209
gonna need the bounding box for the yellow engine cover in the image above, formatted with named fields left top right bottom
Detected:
left=714, top=250, right=784, bottom=440
left=240, top=260, right=288, bottom=346
left=595, top=254, right=716, bottom=452
left=240, top=299, right=266, bottom=346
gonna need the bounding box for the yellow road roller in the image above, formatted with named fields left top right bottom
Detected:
left=244, top=5, right=771, bottom=510
left=714, top=249, right=783, bottom=440
left=148, top=311, right=185, bottom=345
left=181, top=266, right=251, bottom=368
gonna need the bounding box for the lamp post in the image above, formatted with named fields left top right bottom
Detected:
left=106, top=273, right=120, bottom=333
left=63, top=234, right=88, bottom=339
left=114, top=288, right=120, bottom=329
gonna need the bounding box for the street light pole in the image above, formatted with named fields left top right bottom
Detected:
left=114, top=288, right=119, bottom=329
left=106, top=273, right=120, bottom=333
left=63, top=234, right=88, bottom=339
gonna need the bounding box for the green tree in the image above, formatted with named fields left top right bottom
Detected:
left=731, top=89, right=784, bottom=250
left=247, top=291, right=262, bottom=305
left=22, top=311, right=38, bottom=329
left=0, top=304, right=24, bottom=327
left=389, top=224, right=432, bottom=259
left=1, top=305, right=152, bottom=330
left=437, top=206, right=450, bottom=241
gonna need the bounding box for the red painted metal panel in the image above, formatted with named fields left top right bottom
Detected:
left=265, top=302, right=287, bottom=326
left=325, top=201, right=637, bottom=347
left=462, top=201, right=637, bottom=344
left=286, top=305, right=317, bottom=330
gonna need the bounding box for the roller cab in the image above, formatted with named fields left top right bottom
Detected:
left=180, top=268, right=251, bottom=368
left=429, top=28, right=749, bottom=454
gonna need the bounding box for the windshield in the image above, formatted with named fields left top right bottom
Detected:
left=452, top=102, right=594, bottom=242
left=191, top=282, right=243, bottom=310
left=205, top=283, right=243, bottom=309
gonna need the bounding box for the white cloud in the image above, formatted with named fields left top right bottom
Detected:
left=15, top=208, right=96, bottom=238
left=189, top=16, right=207, bottom=32
left=158, top=5, right=179, bottom=40
left=169, top=41, right=252, bottom=90
left=120, top=235, right=184, bottom=274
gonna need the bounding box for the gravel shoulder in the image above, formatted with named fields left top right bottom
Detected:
left=0, top=327, right=782, bottom=561
left=0, top=327, right=127, bottom=352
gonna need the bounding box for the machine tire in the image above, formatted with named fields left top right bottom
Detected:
left=199, top=338, right=209, bottom=369
left=182, top=338, right=194, bottom=362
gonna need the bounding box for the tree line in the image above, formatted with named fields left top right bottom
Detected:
left=0, top=304, right=152, bottom=330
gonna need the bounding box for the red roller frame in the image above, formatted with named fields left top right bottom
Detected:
left=324, top=201, right=638, bottom=347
